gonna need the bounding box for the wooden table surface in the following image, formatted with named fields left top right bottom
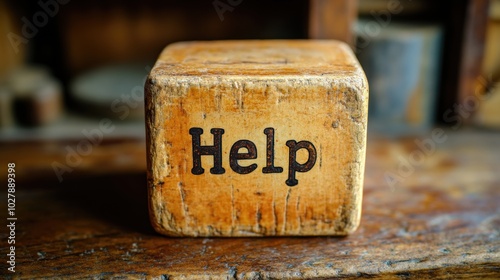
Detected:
left=1, top=129, right=499, bottom=279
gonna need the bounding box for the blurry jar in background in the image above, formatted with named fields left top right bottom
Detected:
left=356, top=21, right=443, bottom=137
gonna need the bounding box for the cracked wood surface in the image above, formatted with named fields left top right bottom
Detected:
left=145, top=40, right=368, bottom=236
left=0, top=129, right=499, bottom=278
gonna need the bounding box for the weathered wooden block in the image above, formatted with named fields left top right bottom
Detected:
left=145, top=40, right=368, bottom=236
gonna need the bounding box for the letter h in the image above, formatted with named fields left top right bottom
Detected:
left=189, top=128, right=225, bottom=175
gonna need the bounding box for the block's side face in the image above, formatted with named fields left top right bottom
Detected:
left=147, top=71, right=368, bottom=237
left=145, top=74, right=175, bottom=235
left=146, top=70, right=202, bottom=236
left=337, top=76, right=369, bottom=234
left=329, top=51, right=369, bottom=234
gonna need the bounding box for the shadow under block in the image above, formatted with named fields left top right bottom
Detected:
left=145, top=40, right=369, bottom=236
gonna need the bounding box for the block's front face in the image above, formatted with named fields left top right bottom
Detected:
left=146, top=40, right=368, bottom=236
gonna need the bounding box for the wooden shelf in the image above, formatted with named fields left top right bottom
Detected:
left=1, top=129, right=498, bottom=278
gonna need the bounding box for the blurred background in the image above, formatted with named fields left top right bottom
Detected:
left=0, top=0, right=499, bottom=185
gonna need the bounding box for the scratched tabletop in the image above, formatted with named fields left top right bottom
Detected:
left=1, top=129, right=499, bottom=279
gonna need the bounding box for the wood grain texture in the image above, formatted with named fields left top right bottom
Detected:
left=1, top=129, right=499, bottom=278
left=145, top=40, right=369, bottom=236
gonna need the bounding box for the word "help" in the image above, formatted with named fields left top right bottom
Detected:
left=189, top=127, right=317, bottom=186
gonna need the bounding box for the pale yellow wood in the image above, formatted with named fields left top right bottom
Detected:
left=145, top=40, right=368, bottom=236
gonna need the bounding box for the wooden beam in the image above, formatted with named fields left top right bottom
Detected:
left=308, top=0, right=358, bottom=47
left=438, top=0, right=490, bottom=123
left=459, top=0, right=490, bottom=102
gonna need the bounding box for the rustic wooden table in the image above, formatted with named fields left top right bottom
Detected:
left=1, top=129, right=499, bottom=279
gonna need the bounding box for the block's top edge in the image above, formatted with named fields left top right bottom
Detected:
left=150, top=40, right=364, bottom=78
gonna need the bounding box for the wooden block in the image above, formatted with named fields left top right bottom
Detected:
left=145, top=40, right=368, bottom=237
